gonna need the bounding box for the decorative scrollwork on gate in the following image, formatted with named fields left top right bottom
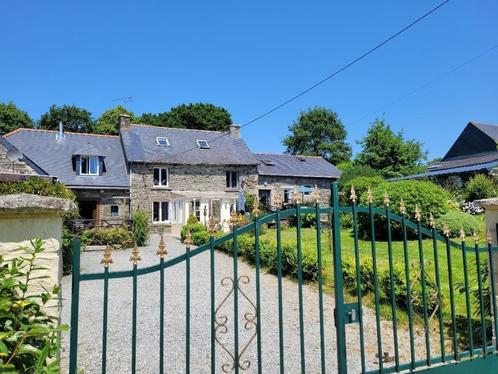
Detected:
left=215, top=275, right=257, bottom=373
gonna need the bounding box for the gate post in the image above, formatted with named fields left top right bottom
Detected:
left=477, top=198, right=498, bottom=348
left=331, top=182, right=348, bottom=373
left=69, top=238, right=81, bottom=374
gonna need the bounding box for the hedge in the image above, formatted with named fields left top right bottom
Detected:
left=81, top=226, right=134, bottom=248
left=436, top=210, right=483, bottom=238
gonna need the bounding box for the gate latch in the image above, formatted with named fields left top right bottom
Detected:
left=343, top=303, right=360, bottom=324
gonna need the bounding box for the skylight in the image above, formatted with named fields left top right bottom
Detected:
left=156, top=137, right=170, bottom=146
left=197, top=140, right=210, bottom=149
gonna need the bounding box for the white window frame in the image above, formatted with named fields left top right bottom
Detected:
left=152, top=201, right=169, bottom=223
left=80, top=155, right=99, bottom=176
left=197, top=139, right=210, bottom=149
left=156, top=137, right=170, bottom=146
left=226, top=171, right=238, bottom=189
left=153, top=167, right=169, bottom=187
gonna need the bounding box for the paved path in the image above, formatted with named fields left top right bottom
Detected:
left=61, top=234, right=437, bottom=373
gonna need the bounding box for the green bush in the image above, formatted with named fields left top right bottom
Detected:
left=358, top=180, right=451, bottom=239
left=180, top=223, right=208, bottom=242
left=436, top=210, right=482, bottom=238
left=0, top=239, right=68, bottom=372
left=191, top=230, right=211, bottom=246
left=132, top=210, right=150, bottom=246
left=340, top=175, right=384, bottom=205
left=338, top=164, right=380, bottom=187
left=187, top=214, right=199, bottom=225
left=464, top=174, right=497, bottom=201
left=80, top=226, right=134, bottom=248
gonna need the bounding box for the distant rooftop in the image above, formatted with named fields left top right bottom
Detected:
left=254, top=153, right=341, bottom=179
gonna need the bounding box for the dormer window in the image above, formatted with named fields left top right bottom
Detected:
left=156, top=137, right=170, bottom=146
left=197, top=140, right=210, bottom=149
left=80, top=155, right=99, bottom=175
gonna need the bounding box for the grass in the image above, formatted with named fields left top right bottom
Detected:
left=259, top=224, right=490, bottom=329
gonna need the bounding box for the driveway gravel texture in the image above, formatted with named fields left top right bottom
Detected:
left=61, top=234, right=439, bottom=373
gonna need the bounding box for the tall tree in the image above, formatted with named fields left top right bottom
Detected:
left=94, top=106, right=135, bottom=135
left=355, top=119, right=427, bottom=178
left=282, top=107, right=352, bottom=165
left=0, top=102, right=33, bottom=135
left=38, top=105, right=94, bottom=133
left=138, top=103, right=232, bottom=131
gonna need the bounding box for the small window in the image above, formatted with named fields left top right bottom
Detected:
left=111, top=205, right=119, bottom=217
left=80, top=156, right=99, bottom=175
left=156, top=137, right=170, bottom=146
left=303, top=185, right=312, bottom=196
left=226, top=171, right=238, bottom=188
left=153, top=167, right=169, bottom=187
left=153, top=201, right=169, bottom=223
left=197, top=140, right=210, bottom=149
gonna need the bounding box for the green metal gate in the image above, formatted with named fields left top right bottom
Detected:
left=68, top=182, right=498, bottom=373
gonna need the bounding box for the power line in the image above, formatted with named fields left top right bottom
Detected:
left=348, top=43, right=498, bottom=125
left=168, top=0, right=450, bottom=160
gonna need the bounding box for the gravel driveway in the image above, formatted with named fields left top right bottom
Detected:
left=60, top=234, right=438, bottom=373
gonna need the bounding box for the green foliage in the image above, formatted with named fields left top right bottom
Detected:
left=338, top=165, right=380, bottom=187
left=0, top=239, right=68, bottom=373
left=180, top=223, right=209, bottom=242
left=339, top=175, right=384, bottom=204
left=435, top=211, right=482, bottom=238
left=94, top=106, right=135, bottom=135
left=0, top=178, right=76, bottom=201
left=80, top=227, right=134, bottom=248
left=0, top=102, right=33, bottom=135
left=187, top=214, right=198, bottom=225
left=131, top=210, right=150, bottom=246
left=282, top=107, right=352, bottom=165
left=464, top=174, right=497, bottom=201
left=139, top=103, right=232, bottom=131
left=358, top=180, right=451, bottom=239
left=355, top=119, right=427, bottom=178
left=38, top=104, right=94, bottom=133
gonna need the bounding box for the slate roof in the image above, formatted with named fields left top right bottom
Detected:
left=121, top=124, right=258, bottom=165
left=471, top=121, right=498, bottom=142
left=254, top=153, right=341, bottom=179
left=0, top=136, right=48, bottom=175
left=4, top=129, right=129, bottom=189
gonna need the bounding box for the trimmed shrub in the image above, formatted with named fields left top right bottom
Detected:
left=436, top=210, right=482, bottom=237
left=180, top=223, right=207, bottom=242
left=81, top=226, right=134, bottom=248
left=191, top=230, right=211, bottom=246
left=464, top=174, right=497, bottom=201
left=132, top=210, right=150, bottom=246
left=358, top=180, right=451, bottom=239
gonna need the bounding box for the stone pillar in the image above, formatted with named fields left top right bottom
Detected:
left=477, top=198, right=498, bottom=346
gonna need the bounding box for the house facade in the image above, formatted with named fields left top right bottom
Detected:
left=402, top=121, right=498, bottom=188
left=0, top=136, right=48, bottom=181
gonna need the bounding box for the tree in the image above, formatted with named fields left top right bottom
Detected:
left=94, top=106, right=135, bottom=135
left=138, top=103, right=232, bottom=131
left=282, top=107, right=352, bottom=165
left=355, top=119, right=427, bottom=178
left=0, top=102, right=33, bottom=135
left=38, top=105, right=94, bottom=133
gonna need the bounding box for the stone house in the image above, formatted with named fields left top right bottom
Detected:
left=0, top=136, right=48, bottom=180
left=254, top=153, right=341, bottom=208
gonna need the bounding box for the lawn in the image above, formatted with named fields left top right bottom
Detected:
left=259, top=225, right=490, bottom=329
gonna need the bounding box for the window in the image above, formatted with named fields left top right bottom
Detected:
left=80, top=156, right=99, bottom=175
left=303, top=185, right=312, bottom=196
left=226, top=171, right=238, bottom=188
left=197, top=139, right=210, bottom=149
left=190, top=199, right=201, bottom=221
left=156, top=137, right=170, bottom=146
left=153, top=167, right=169, bottom=187
left=283, top=189, right=292, bottom=204
left=153, top=201, right=169, bottom=223
left=111, top=205, right=119, bottom=217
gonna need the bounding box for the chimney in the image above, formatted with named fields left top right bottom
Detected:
left=118, top=114, right=132, bottom=130
left=56, top=121, right=65, bottom=140
left=229, top=124, right=241, bottom=139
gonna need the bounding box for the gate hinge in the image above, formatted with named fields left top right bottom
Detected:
left=334, top=303, right=360, bottom=326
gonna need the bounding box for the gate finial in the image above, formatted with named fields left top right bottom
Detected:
left=101, top=245, right=113, bottom=267
left=367, top=186, right=373, bottom=204
left=473, top=230, right=479, bottom=244
left=185, top=227, right=193, bottom=247
left=383, top=191, right=390, bottom=206
left=156, top=234, right=167, bottom=258
left=130, top=243, right=141, bottom=265
left=312, top=184, right=321, bottom=204
left=460, top=228, right=466, bottom=242
left=293, top=187, right=302, bottom=204
left=350, top=185, right=357, bottom=204
left=230, top=207, right=239, bottom=227
left=252, top=196, right=260, bottom=217
left=208, top=216, right=217, bottom=235
left=399, top=198, right=406, bottom=215
left=429, top=212, right=435, bottom=228
left=487, top=230, right=492, bottom=244
left=414, top=205, right=421, bottom=221
left=443, top=224, right=450, bottom=237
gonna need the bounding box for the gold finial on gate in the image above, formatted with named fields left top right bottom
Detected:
left=293, top=188, right=302, bottom=204
left=252, top=196, right=260, bottom=217
left=350, top=185, right=357, bottom=204
left=208, top=216, right=217, bottom=235
left=185, top=227, right=193, bottom=248
left=460, top=228, right=466, bottom=242
left=101, top=245, right=113, bottom=267
left=312, top=184, right=321, bottom=204
left=273, top=188, right=282, bottom=210
left=414, top=205, right=421, bottom=221
left=443, top=224, right=450, bottom=237
left=487, top=230, right=493, bottom=244
left=383, top=191, right=390, bottom=207
left=399, top=198, right=406, bottom=215
left=429, top=212, right=436, bottom=229
left=473, top=230, right=479, bottom=244
left=367, top=186, right=373, bottom=204
left=230, top=207, right=239, bottom=227
left=130, top=243, right=141, bottom=265
left=156, top=234, right=167, bottom=258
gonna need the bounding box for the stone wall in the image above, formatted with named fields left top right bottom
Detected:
left=74, top=189, right=130, bottom=220
left=257, top=175, right=334, bottom=206
left=0, top=141, right=39, bottom=176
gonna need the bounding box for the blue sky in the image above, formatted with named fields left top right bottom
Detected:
left=1, top=0, right=497, bottom=160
